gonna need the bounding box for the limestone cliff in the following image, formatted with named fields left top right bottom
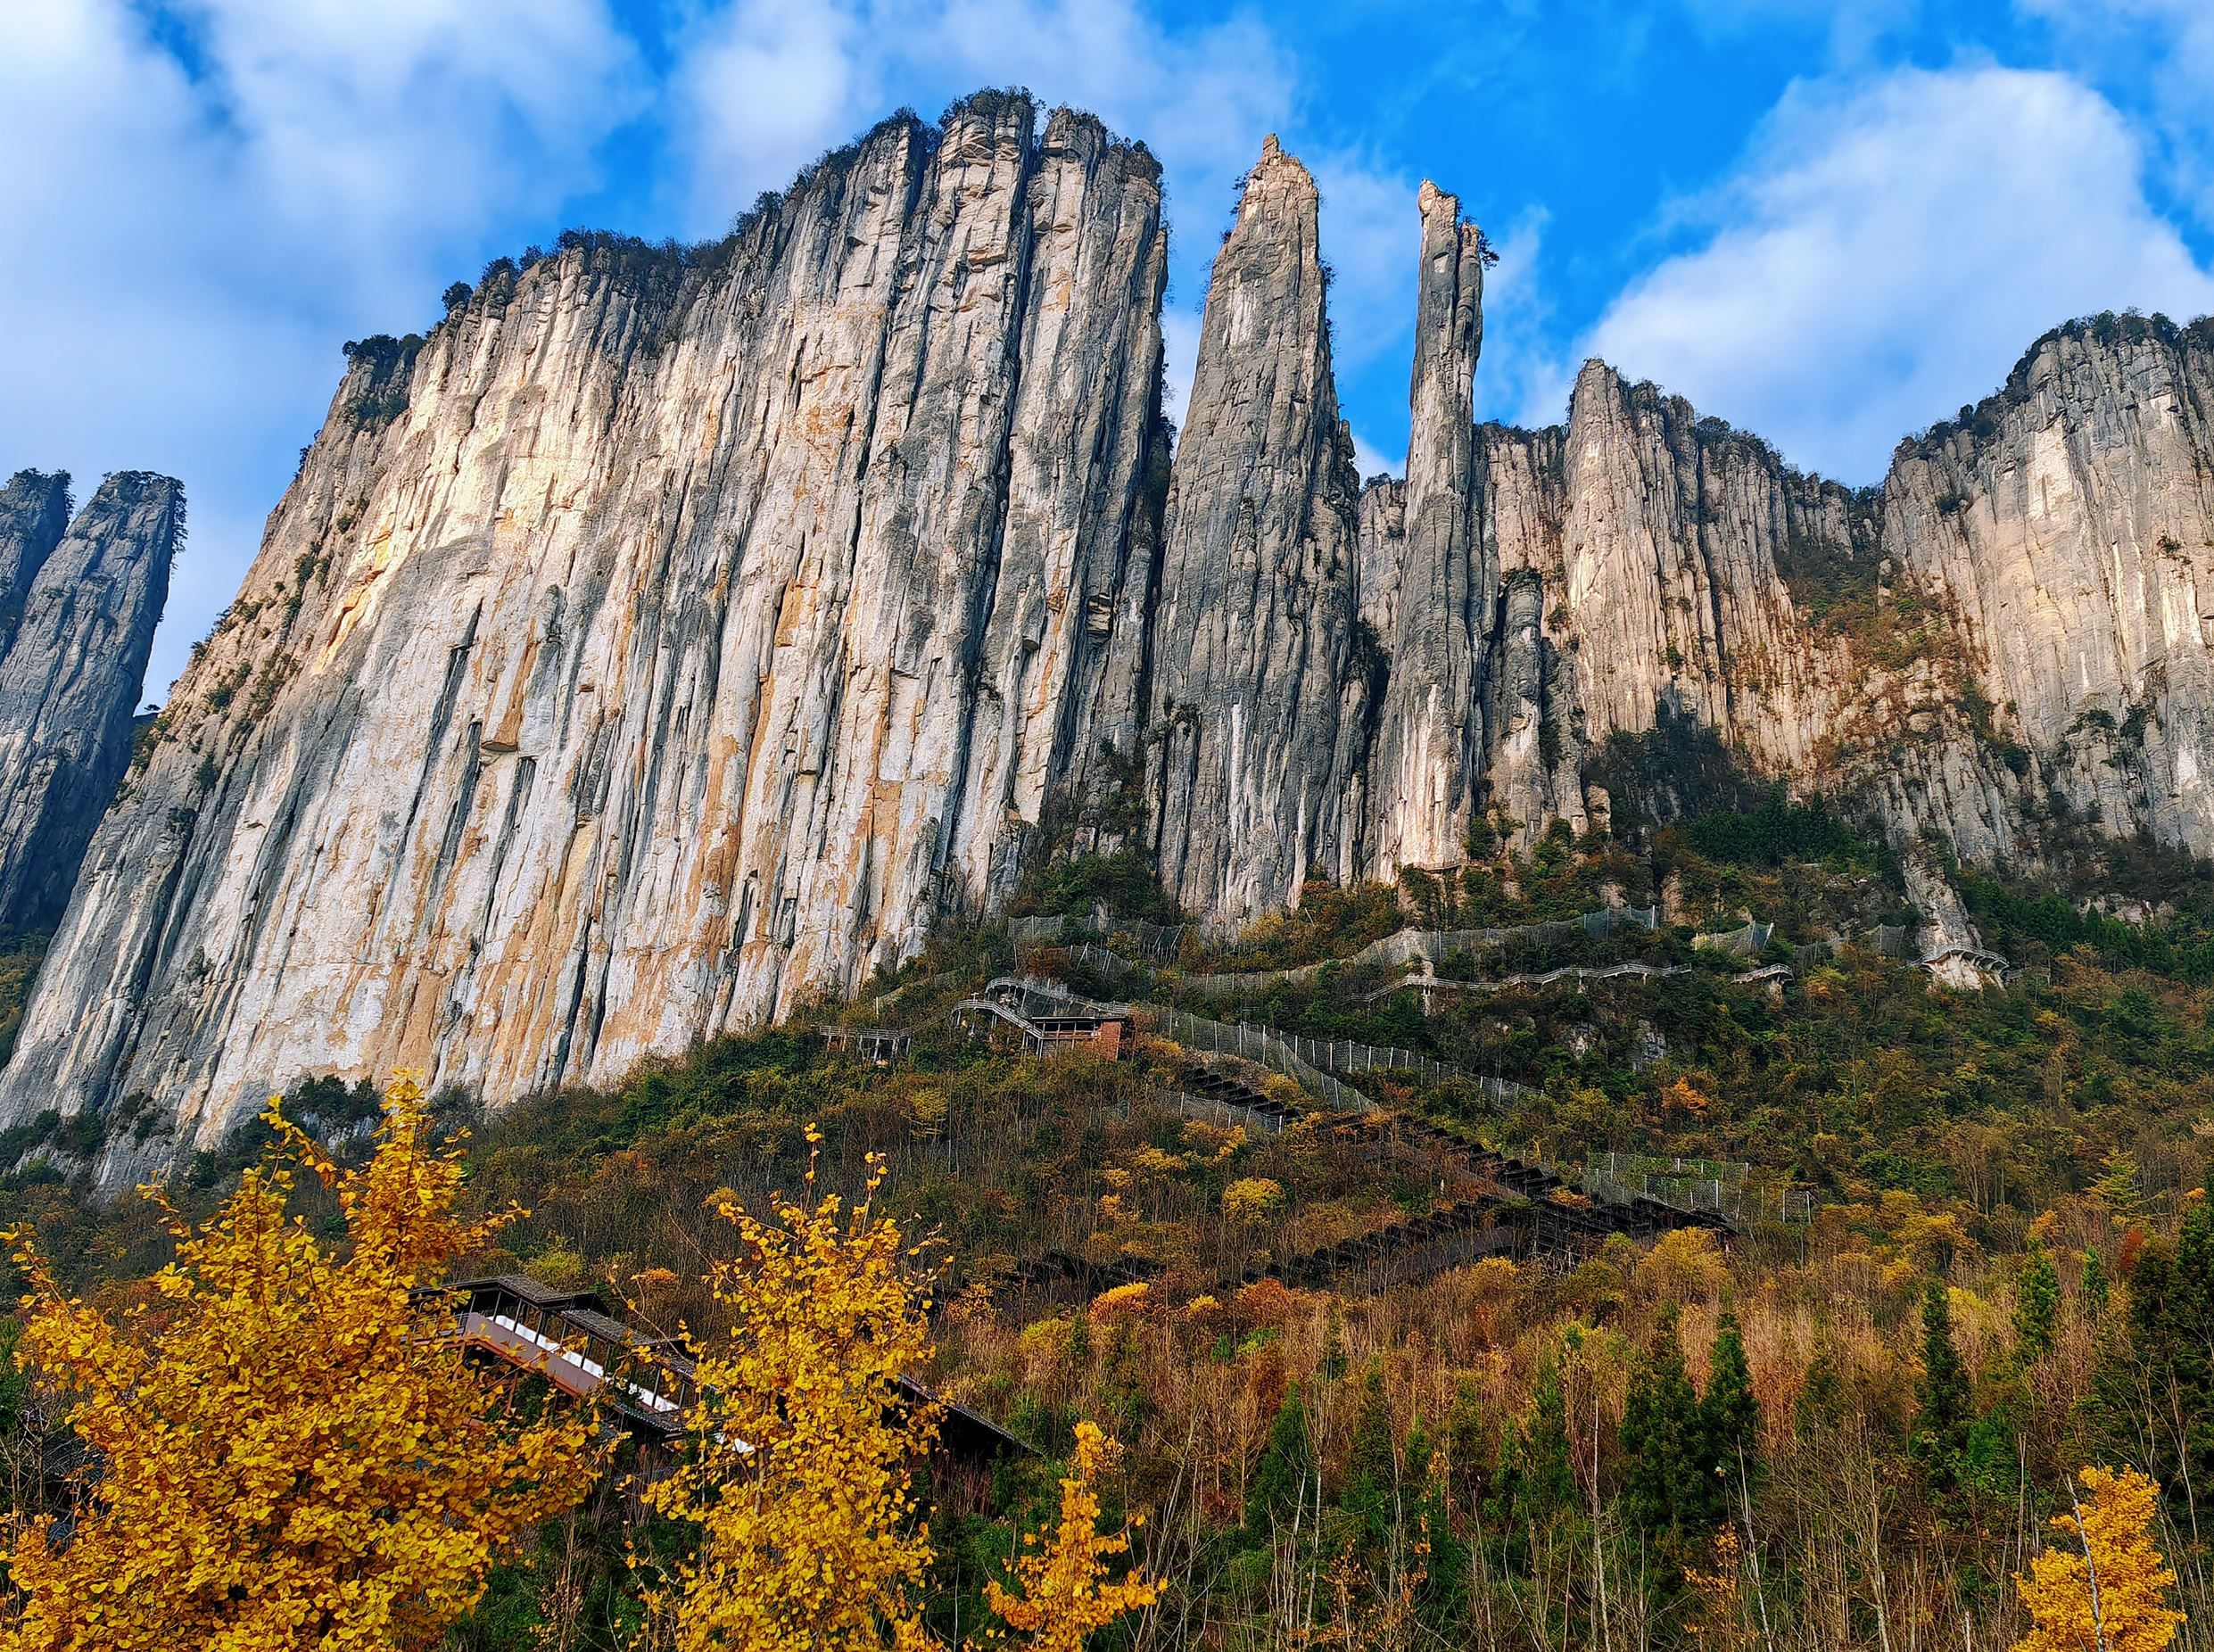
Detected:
left=1885, top=316, right=2214, bottom=855
left=1365, top=181, right=1491, bottom=877
left=0, top=95, right=1167, bottom=1162
left=0, top=470, right=72, bottom=663
left=0, top=472, right=178, bottom=933
left=8, top=103, right=2214, bottom=1168
left=1145, top=136, right=1362, bottom=922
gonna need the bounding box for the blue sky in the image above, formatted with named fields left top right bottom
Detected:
left=7, top=1, right=2214, bottom=701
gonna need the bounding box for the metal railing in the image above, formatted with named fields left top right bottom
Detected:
left=1145, top=1007, right=1373, bottom=1112
left=1183, top=903, right=1664, bottom=995
left=1580, top=1152, right=1813, bottom=1227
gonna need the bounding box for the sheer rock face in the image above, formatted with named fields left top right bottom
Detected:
left=0, top=473, right=179, bottom=932
left=0, top=95, right=1168, bottom=1161
left=12, top=97, right=2214, bottom=1168
left=1483, top=570, right=1586, bottom=840
left=1885, top=323, right=2214, bottom=855
left=1145, top=136, right=1363, bottom=923
left=0, top=470, right=72, bottom=662
left=1549, top=364, right=1860, bottom=772
left=1366, top=182, right=1491, bottom=876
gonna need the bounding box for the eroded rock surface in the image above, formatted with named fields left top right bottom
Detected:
left=1144, top=136, right=1363, bottom=923
left=0, top=96, right=1168, bottom=1162
left=9, top=102, right=2214, bottom=1169
left=0, top=472, right=178, bottom=933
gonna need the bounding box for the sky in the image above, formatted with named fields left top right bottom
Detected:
left=6, top=1, right=2214, bottom=704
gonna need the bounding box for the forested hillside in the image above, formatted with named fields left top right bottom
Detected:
left=5, top=800, right=2210, bottom=1649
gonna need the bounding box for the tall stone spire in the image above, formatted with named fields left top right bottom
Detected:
left=1144, top=135, right=1365, bottom=923
left=1366, top=179, right=1490, bottom=874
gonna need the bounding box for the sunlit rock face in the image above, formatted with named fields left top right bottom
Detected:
left=1364, top=180, right=1492, bottom=880
left=1882, top=320, right=2214, bottom=856
left=8, top=95, right=2214, bottom=1174
left=1144, top=136, right=1364, bottom=925
left=0, top=95, right=1169, bottom=1163
left=0, top=470, right=178, bottom=933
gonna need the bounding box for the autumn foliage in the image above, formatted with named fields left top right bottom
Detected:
left=0, top=1076, right=596, bottom=1651
left=639, top=1129, right=1156, bottom=1652
left=639, top=1131, right=942, bottom=1650
left=2012, top=1465, right=2184, bottom=1652
left=985, top=1420, right=1160, bottom=1652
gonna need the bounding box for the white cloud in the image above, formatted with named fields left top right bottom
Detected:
left=666, top=0, right=1425, bottom=473
left=1576, top=65, right=2214, bottom=481
left=672, top=1, right=871, bottom=227
left=0, top=0, right=641, bottom=701
left=1310, top=155, right=1420, bottom=375
left=1473, top=210, right=1570, bottom=431
left=2014, top=0, right=2214, bottom=229
left=669, top=0, right=1295, bottom=243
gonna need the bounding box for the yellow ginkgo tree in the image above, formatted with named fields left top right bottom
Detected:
left=2012, top=1465, right=2185, bottom=1652
left=0, top=1076, right=597, bottom=1652
left=640, top=1127, right=1157, bottom=1652
left=986, top=1421, right=1160, bottom=1652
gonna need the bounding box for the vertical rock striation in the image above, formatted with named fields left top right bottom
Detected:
left=0, top=469, right=72, bottom=663
left=1145, top=136, right=1362, bottom=923
left=1884, top=317, right=2214, bottom=855
left=1367, top=180, right=1491, bottom=876
left=0, top=95, right=1168, bottom=1161
left=8, top=91, right=2214, bottom=1169
left=1549, top=363, right=1857, bottom=772
left=0, top=472, right=179, bottom=932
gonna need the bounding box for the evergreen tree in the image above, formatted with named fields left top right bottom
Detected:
left=1911, top=1278, right=1973, bottom=1498
left=1491, top=1360, right=1575, bottom=1567
left=2126, top=1180, right=2214, bottom=1499
left=1622, top=1326, right=1720, bottom=1538
left=1795, top=1334, right=1847, bottom=1440
left=2015, top=1237, right=2061, bottom=1364
left=1340, top=1363, right=1397, bottom=1555
left=2094, top=1148, right=2146, bottom=1221
left=1243, top=1383, right=1315, bottom=1546
left=1320, top=1305, right=1348, bottom=1384
left=2082, top=1246, right=2111, bottom=1320
left=1444, top=1375, right=1488, bottom=1516
left=1403, top=1421, right=1466, bottom=1628
left=1702, top=1310, right=1762, bottom=1501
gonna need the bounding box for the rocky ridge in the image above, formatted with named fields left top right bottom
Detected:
left=0, top=96, right=1169, bottom=1164
left=5, top=99, right=2214, bottom=1170
left=0, top=470, right=178, bottom=934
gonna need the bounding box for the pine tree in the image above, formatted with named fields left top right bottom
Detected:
left=2083, top=1246, right=2111, bottom=1320
left=1444, top=1375, right=1488, bottom=1516
left=2015, top=1237, right=2061, bottom=1364
left=2094, top=1149, right=2145, bottom=1221
left=1912, top=1278, right=1974, bottom=1499
left=1622, top=1326, right=1720, bottom=1537
left=1702, top=1310, right=1762, bottom=1501
left=1795, top=1334, right=1847, bottom=1440
left=1243, top=1383, right=1315, bottom=1546
left=1491, top=1359, right=1575, bottom=1566
left=1340, top=1363, right=1397, bottom=1555
left=1404, top=1421, right=1466, bottom=1628
left=1320, top=1304, right=1348, bottom=1384
left=2127, top=1181, right=2214, bottom=1499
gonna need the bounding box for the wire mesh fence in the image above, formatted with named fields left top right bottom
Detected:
left=1145, top=1008, right=1373, bottom=1112
left=1581, top=1150, right=1813, bottom=1226
left=1693, top=919, right=1774, bottom=957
